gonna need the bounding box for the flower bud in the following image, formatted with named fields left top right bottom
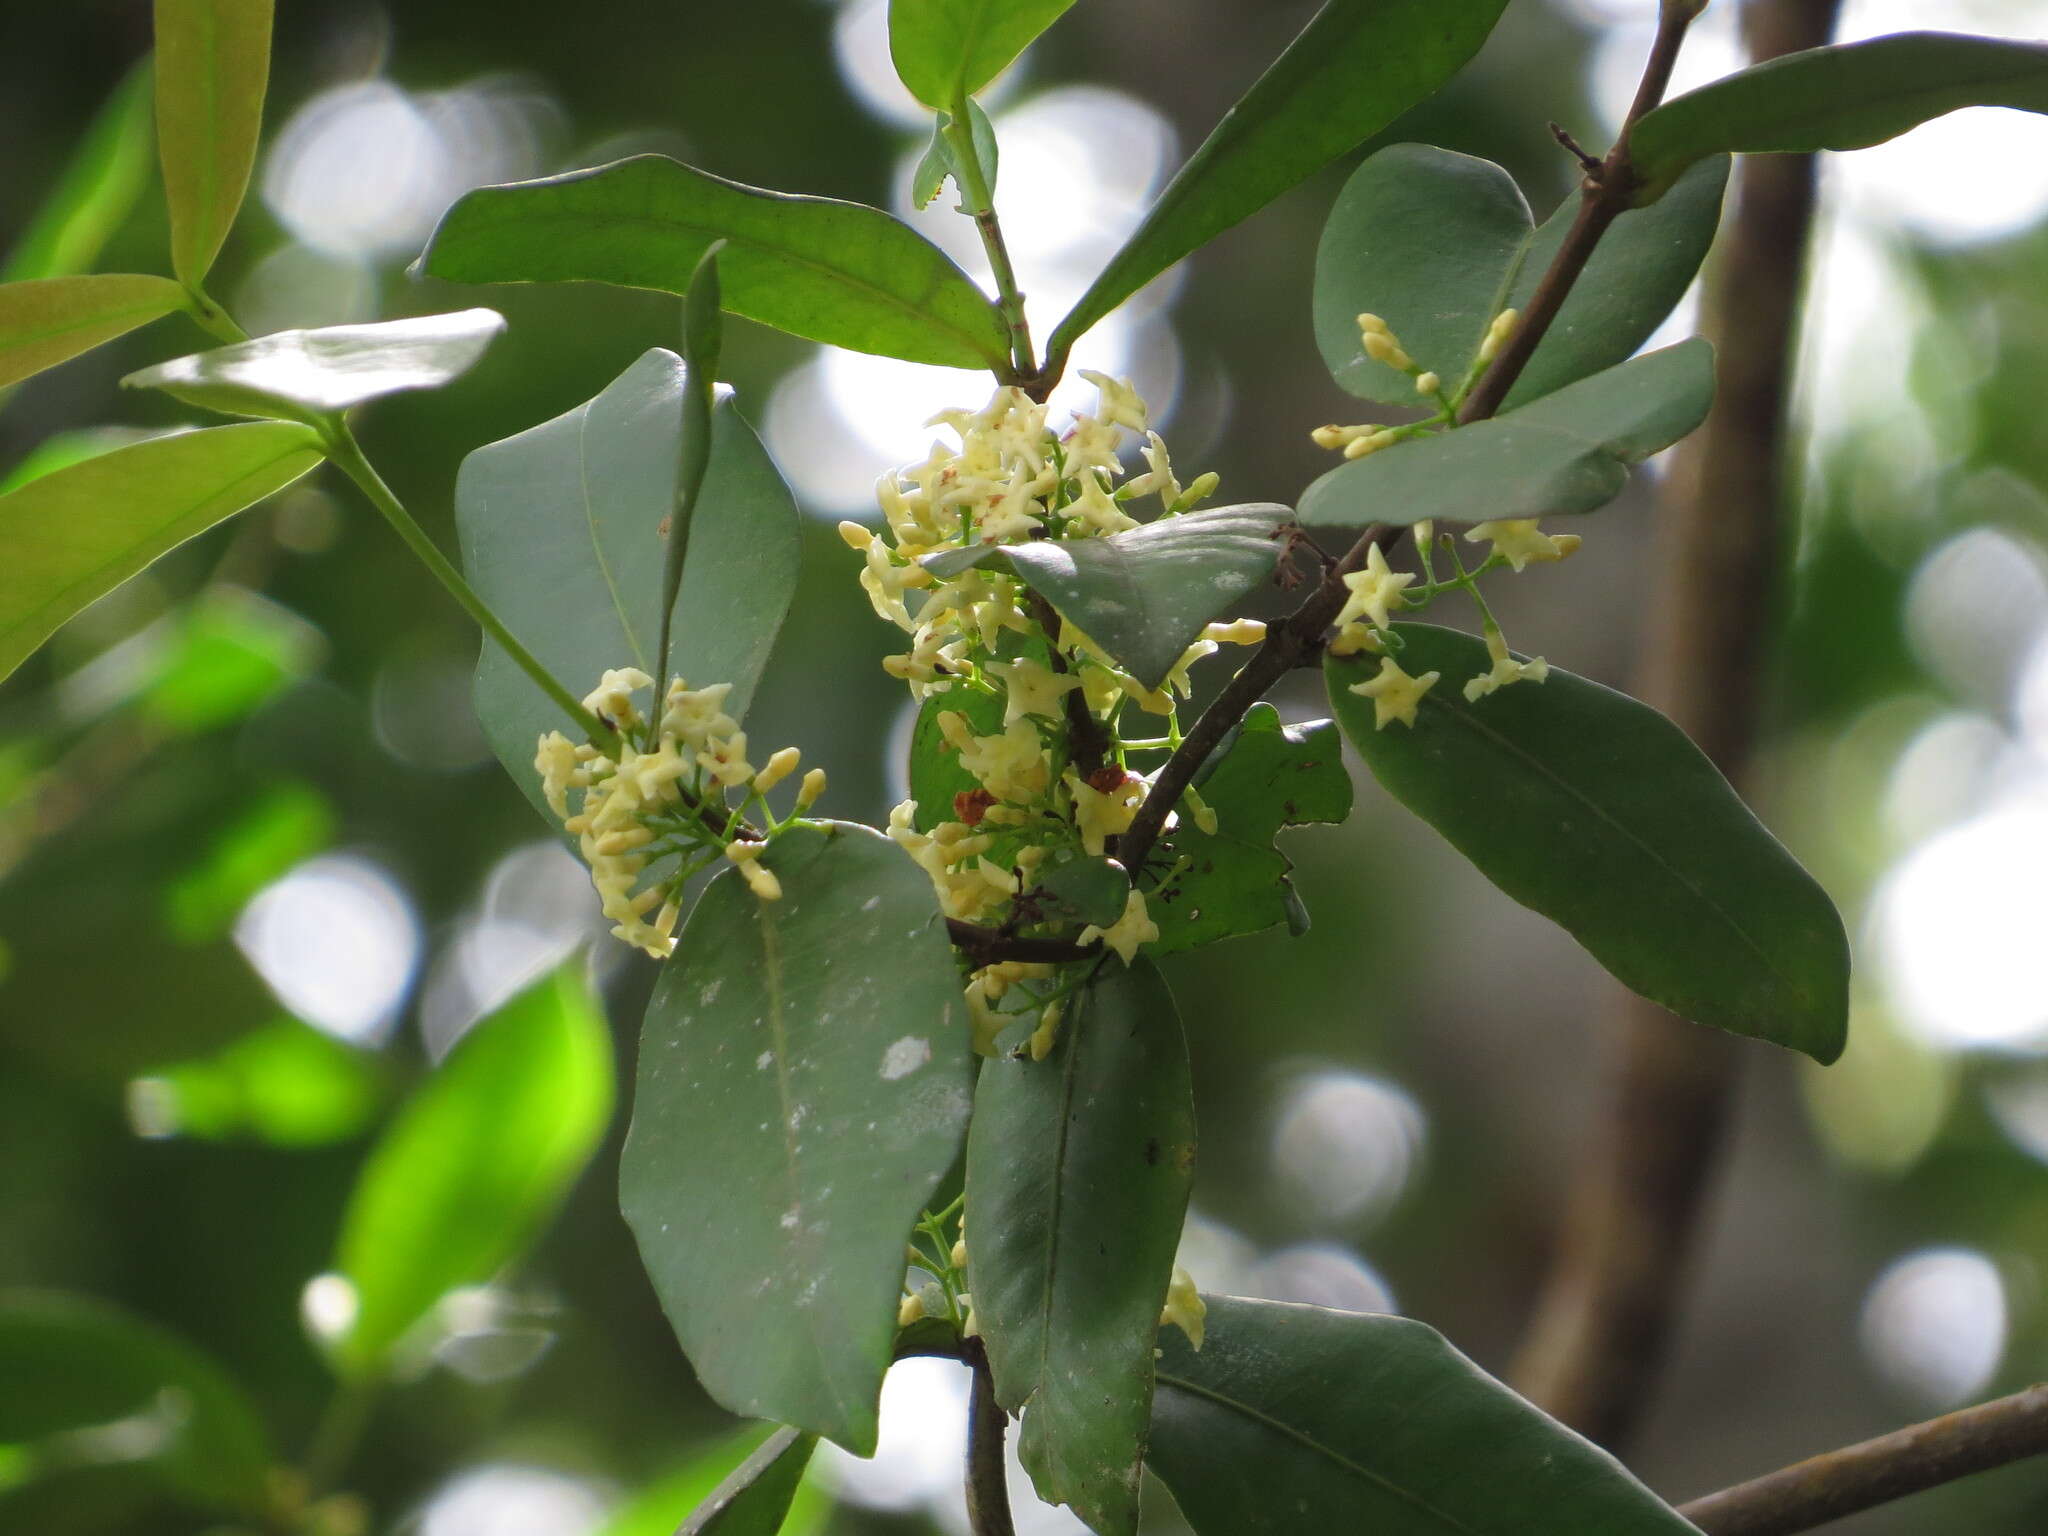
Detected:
left=795, top=767, right=828, bottom=811
left=754, top=746, right=801, bottom=793
left=837, top=519, right=874, bottom=551
left=1415, top=371, right=1441, bottom=397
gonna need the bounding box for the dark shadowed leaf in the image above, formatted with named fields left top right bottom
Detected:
left=0, top=274, right=188, bottom=390
left=4, top=59, right=157, bottom=283
left=890, top=0, right=1075, bottom=109
left=1037, top=852, right=1129, bottom=929
left=598, top=1427, right=829, bottom=1536
left=154, top=0, right=273, bottom=286
left=678, top=1426, right=819, bottom=1536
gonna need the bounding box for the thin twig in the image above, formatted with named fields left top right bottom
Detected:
left=964, top=1339, right=1018, bottom=1536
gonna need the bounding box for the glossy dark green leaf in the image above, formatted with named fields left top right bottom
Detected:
left=456, top=349, right=801, bottom=821
left=1313, top=146, right=1726, bottom=408
left=890, top=0, right=1074, bottom=108
left=1150, top=705, right=1351, bottom=956
left=907, top=681, right=1007, bottom=833
left=0, top=1291, right=272, bottom=1512
left=129, top=1018, right=381, bottom=1147
left=0, top=274, right=189, bottom=391
left=1296, top=340, right=1714, bottom=529
left=1049, top=0, right=1510, bottom=359
left=1149, top=1295, right=1698, bottom=1534
left=331, top=964, right=614, bottom=1376
left=0, top=422, right=323, bottom=684
left=1037, top=852, right=1128, bottom=929
left=621, top=823, right=973, bottom=1454
left=598, top=1428, right=829, bottom=1536
left=154, top=0, right=273, bottom=286
left=1327, top=626, right=1848, bottom=1062
left=1632, top=31, right=2048, bottom=204
left=678, top=1426, right=819, bottom=1536
left=123, top=308, right=507, bottom=423
left=969, top=959, right=1194, bottom=1536
left=4, top=59, right=156, bottom=283
left=911, top=101, right=1000, bottom=211
left=421, top=155, right=1009, bottom=370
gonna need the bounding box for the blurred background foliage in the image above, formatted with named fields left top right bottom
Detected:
left=3, top=0, right=2048, bottom=1531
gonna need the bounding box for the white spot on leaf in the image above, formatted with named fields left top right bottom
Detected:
left=880, top=1035, right=931, bottom=1081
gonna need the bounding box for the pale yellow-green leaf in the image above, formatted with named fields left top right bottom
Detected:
left=155, top=0, right=274, bottom=286
left=0, top=274, right=189, bottom=390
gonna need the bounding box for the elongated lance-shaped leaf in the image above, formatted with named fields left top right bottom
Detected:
left=1297, top=340, right=1715, bottom=529
left=0, top=273, right=189, bottom=391
left=597, top=1427, right=829, bottom=1536
left=0, top=422, right=321, bottom=685
left=621, top=823, right=975, bottom=1454
left=154, top=0, right=273, bottom=287
left=456, top=349, right=801, bottom=822
left=421, top=155, right=1010, bottom=370
left=968, top=960, right=1195, bottom=1536
left=659, top=242, right=725, bottom=682
left=889, top=0, right=1076, bottom=109
left=331, top=964, right=613, bottom=1377
left=1328, top=626, right=1848, bottom=1062
left=1631, top=31, right=2048, bottom=204
left=1048, top=0, right=1510, bottom=360
left=4, top=59, right=156, bottom=283
left=1148, top=1295, right=1700, bottom=1534
left=678, top=1426, right=819, bottom=1536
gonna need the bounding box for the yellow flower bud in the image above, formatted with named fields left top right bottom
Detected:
left=950, top=1238, right=968, bottom=1269
left=741, top=861, right=783, bottom=901
left=724, top=839, right=763, bottom=863
left=837, top=519, right=875, bottom=551
left=1415, top=371, right=1441, bottom=397
left=898, top=1292, right=926, bottom=1328
left=795, top=767, right=827, bottom=811
left=754, top=746, right=801, bottom=793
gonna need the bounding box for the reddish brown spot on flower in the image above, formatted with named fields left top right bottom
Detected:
left=954, top=788, right=996, bottom=825
left=1087, top=764, right=1128, bottom=794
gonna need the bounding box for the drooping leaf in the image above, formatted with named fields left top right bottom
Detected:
left=1048, top=0, right=1511, bottom=360
left=1148, top=1295, right=1699, bottom=1535
left=421, top=155, right=1010, bottom=370
left=0, top=1291, right=273, bottom=1513
left=598, top=1427, right=829, bottom=1536
left=1149, top=705, right=1351, bottom=955
left=129, top=1017, right=382, bottom=1147
left=969, top=959, right=1194, bottom=1536
left=678, top=1426, right=819, bottom=1536
left=0, top=274, right=189, bottom=391
left=4, top=59, right=156, bottom=283
left=455, top=349, right=801, bottom=821
left=1296, top=340, right=1714, bottom=529
left=907, top=681, right=1008, bottom=834
left=1314, top=145, right=1726, bottom=408
left=658, top=244, right=725, bottom=682
left=0, top=421, right=322, bottom=685
left=330, top=963, right=614, bottom=1376
left=1327, top=626, right=1848, bottom=1062
left=1631, top=31, right=2048, bottom=204
left=621, top=823, right=974, bottom=1454
left=890, top=0, right=1074, bottom=108
left=122, top=309, right=507, bottom=424
left=911, top=101, right=1000, bottom=211
left=154, top=0, right=273, bottom=287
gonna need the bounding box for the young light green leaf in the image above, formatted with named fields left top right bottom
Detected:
left=1631, top=31, right=2048, bottom=204
left=677, top=1426, right=819, bottom=1536
left=621, top=823, right=974, bottom=1455
left=658, top=242, right=725, bottom=681
left=4, top=59, right=156, bottom=283
left=907, top=680, right=1008, bottom=833
left=889, top=0, right=1075, bottom=109
left=969, top=960, right=1195, bottom=1536
left=0, top=421, right=322, bottom=685
left=331, top=963, right=613, bottom=1377
left=911, top=102, right=1001, bottom=211
left=1048, top=0, right=1510, bottom=361
left=1327, top=626, right=1848, bottom=1063
left=154, top=0, right=273, bottom=287
left=130, top=1018, right=381, bottom=1147
left=457, top=352, right=800, bottom=821
left=121, top=308, right=507, bottom=423
left=1150, top=705, right=1351, bottom=956
left=1296, top=340, right=1714, bottom=529
left=0, top=274, right=189, bottom=391
left=1149, top=1295, right=1699, bottom=1535
left=421, top=155, right=1010, bottom=370
left=0, top=1291, right=273, bottom=1513
left=598, top=1428, right=829, bottom=1536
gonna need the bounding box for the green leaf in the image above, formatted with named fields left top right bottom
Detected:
left=331, top=963, right=614, bottom=1376
left=969, top=959, right=1195, bottom=1536
left=1048, top=0, right=1510, bottom=360
left=0, top=1291, right=273, bottom=1513
left=4, top=59, right=156, bottom=283
left=163, top=781, right=334, bottom=942
left=122, top=308, right=507, bottom=423
left=1632, top=31, right=2048, bottom=204
left=678, top=1426, right=819, bottom=1536
left=0, top=274, right=189, bottom=391
left=456, top=349, right=801, bottom=822
left=421, top=155, right=1010, bottom=370
left=659, top=243, right=725, bottom=681
left=154, top=0, right=273, bottom=287
left=1296, top=340, right=1714, bottom=529
left=1149, top=705, right=1351, bottom=956
left=130, top=1018, right=382, bottom=1147
left=598, top=1428, right=828, bottom=1536
left=1036, top=851, right=1128, bottom=929
left=0, top=421, right=323, bottom=685
left=908, top=681, right=1009, bottom=833
left=622, top=822, right=973, bottom=1455
left=137, top=585, right=319, bottom=734
left=889, top=0, right=1075, bottom=109
left=1327, top=625, right=1848, bottom=1062
left=1149, top=1295, right=1699, bottom=1535
left=1313, top=145, right=1726, bottom=408
left=911, top=102, right=1000, bottom=211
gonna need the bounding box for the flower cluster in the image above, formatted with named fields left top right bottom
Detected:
left=536, top=668, right=821, bottom=958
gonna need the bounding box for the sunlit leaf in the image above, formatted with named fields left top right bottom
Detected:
left=1149, top=1295, right=1698, bottom=1534
left=0, top=274, right=189, bottom=391
left=139, top=585, right=319, bottom=734
left=677, top=1426, right=819, bottom=1536
left=1049, top=0, right=1510, bottom=359
left=621, top=823, right=973, bottom=1454
left=129, top=1018, right=382, bottom=1147
left=4, top=59, right=156, bottom=283
left=331, top=963, right=614, bottom=1376
left=162, top=781, right=334, bottom=943
left=970, top=959, right=1194, bottom=1536
left=0, top=422, right=322, bottom=685
left=122, top=309, right=507, bottom=423
left=889, top=0, right=1075, bottom=109
left=597, top=1427, right=829, bottom=1536
left=0, top=426, right=158, bottom=495
left=154, top=0, right=273, bottom=287
left=911, top=101, right=1000, bottom=211
left=1297, top=341, right=1714, bottom=528
left=1327, top=626, right=1849, bottom=1062
left=421, top=155, right=1010, bottom=370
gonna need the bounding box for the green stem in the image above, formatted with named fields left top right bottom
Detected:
left=301, top=1377, right=378, bottom=1499
left=180, top=282, right=249, bottom=344
left=944, top=98, right=1036, bottom=381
